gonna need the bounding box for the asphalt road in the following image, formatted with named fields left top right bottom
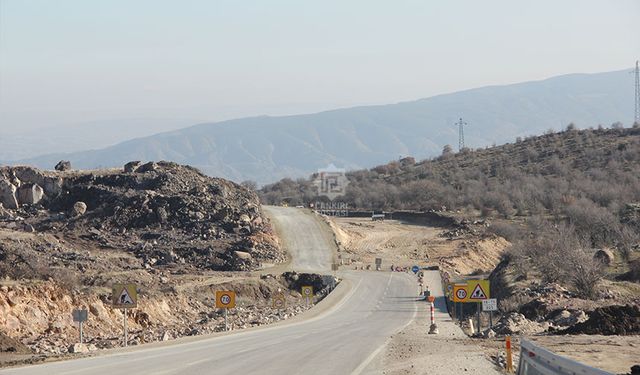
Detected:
left=263, top=206, right=335, bottom=272
left=2, top=208, right=425, bottom=375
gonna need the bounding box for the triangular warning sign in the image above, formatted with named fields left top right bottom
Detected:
left=119, top=288, right=134, bottom=304
left=470, top=284, right=487, bottom=299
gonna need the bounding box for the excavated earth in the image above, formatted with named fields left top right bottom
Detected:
left=0, top=161, right=283, bottom=273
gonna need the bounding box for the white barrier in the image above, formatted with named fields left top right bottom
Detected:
left=517, top=338, right=614, bottom=375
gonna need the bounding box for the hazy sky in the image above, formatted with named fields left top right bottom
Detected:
left=1, top=0, right=638, bottom=131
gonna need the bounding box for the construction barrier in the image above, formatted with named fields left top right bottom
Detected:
left=517, top=338, right=614, bottom=375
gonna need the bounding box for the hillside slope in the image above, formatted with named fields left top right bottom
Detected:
left=18, top=69, right=633, bottom=184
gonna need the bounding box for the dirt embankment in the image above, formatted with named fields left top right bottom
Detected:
left=327, top=216, right=507, bottom=276
left=0, top=271, right=337, bottom=363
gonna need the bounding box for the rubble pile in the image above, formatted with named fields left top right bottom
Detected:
left=0, top=161, right=283, bottom=272
left=560, top=305, right=640, bottom=336
left=491, top=312, right=551, bottom=335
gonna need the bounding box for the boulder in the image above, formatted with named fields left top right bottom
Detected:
left=124, top=161, right=142, bottom=173
left=68, top=343, right=89, bottom=353
left=71, top=201, right=87, bottom=217
left=12, top=167, right=62, bottom=196
left=54, top=160, right=71, bottom=171
left=136, top=162, right=157, bottom=173
left=16, top=183, right=44, bottom=205
left=234, top=251, right=252, bottom=260
left=161, top=331, right=171, bottom=341
left=88, top=302, right=109, bottom=319
left=0, top=180, right=18, bottom=209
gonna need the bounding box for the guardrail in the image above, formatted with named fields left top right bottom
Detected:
left=517, top=338, right=614, bottom=375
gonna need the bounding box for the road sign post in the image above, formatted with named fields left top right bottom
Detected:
left=272, top=291, right=286, bottom=309
left=112, top=284, right=138, bottom=347
left=301, top=286, right=314, bottom=306
left=375, top=258, right=382, bottom=271
left=216, top=291, right=236, bottom=331
left=482, top=298, right=498, bottom=329
left=477, top=303, right=481, bottom=334
left=123, top=308, right=128, bottom=346
left=72, top=309, right=88, bottom=343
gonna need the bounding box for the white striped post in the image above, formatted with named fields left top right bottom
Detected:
left=428, top=296, right=438, bottom=334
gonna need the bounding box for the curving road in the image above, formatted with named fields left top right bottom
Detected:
left=263, top=206, right=335, bottom=272
left=1, top=207, right=422, bottom=375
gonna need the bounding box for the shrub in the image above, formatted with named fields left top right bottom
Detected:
left=488, top=222, right=520, bottom=241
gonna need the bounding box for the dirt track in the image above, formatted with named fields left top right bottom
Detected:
left=329, top=217, right=507, bottom=275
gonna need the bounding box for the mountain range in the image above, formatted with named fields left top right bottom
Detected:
left=10, top=69, right=634, bottom=184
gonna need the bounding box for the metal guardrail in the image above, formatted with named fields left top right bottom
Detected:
left=517, top=339, right=614, bottom=375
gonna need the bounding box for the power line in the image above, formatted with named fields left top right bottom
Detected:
left=454, top=118, right=468, bottom=151
left=634, top=60, right=640, bottom=124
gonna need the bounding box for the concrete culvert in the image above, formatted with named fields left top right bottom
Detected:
left=594, top=248, right=615, bottom=266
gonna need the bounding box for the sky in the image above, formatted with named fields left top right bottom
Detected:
left=0, top=0, right=639, bottom=132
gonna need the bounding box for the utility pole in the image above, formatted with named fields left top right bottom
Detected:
left=634, top=60, right=640, bottom=124
left=455, top=118, right=468, bottom=151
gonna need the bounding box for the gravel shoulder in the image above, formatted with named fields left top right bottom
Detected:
left=377, top=271, right=500, bottom=375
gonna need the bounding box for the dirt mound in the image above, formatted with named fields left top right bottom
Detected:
left=0, top=162, right=283, bottom=273
left=561, top=305, right=640, bottom=335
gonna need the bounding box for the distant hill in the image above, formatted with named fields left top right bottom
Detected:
left=15, top=69, right=634, bottom=184
left=0, top=118, right=197, bottom=161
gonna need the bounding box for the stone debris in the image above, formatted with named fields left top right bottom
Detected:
left=0, top=179, right=19, bottom=209
left=0, top=162, right=283, bottom=272
left=68, top=343, right=89, bottom=353
left=54, top=161, right=71, bottom=171
left=17, top=183, right=44, bottom=205
left=492, top=313, right=551, bottom=335
left=124, top=161, right=141, bottom=173
left=560, top=304, right=640, bottom=335
left=71, top=201, right=87, bottom=217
